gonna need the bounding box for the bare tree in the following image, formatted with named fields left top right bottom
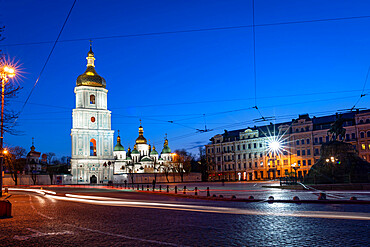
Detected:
left=4, top=146, right=26, bottom=185
left=0, top=26, right=23, bottom=135
left=173, top=149, right=193, bottom=182
left=45, top=152, right=56, bottom=184
left=160, top=161, right=172, bottom=183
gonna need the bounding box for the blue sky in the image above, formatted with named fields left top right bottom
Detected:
left=1, top=0, right=370, bottom=158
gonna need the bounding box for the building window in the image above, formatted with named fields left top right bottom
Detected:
left=249, top=162, right=252, bottom=168
left=307, top=139, right=310, bottom=144
left=238, top=164, right=241, bottom=169
left=296, top=140, right=299, bottom=145
left=260, top=153, right=262, bottom=158
left=319, top=137, right=323, bottom=144
left=308, top=160, right=312, bottom=166
left=254, top=153, right=257, bottom=158
left=255, top=162, right=257, bottom=168
left=314, top=149, right=319, bottom=155
left=303, top=160, right=306, bottom=166
left=243, top=144, right=246, bottom=150
left=254, top=143, right=257, bottom=148
left=361, top=132, right=365, bottom=138
left=314, top=137, right=318, bottom=144
left=90, top=139, right=97, bottom=156
left=283, top=159, right=288, bottom=166
left=90, top=95, right=96, bottom=104
left=248, top=144, right=251, bottom=149
left=298, top=160, right=301, bottom=166
left=243, top=154, right=246, bottom=159
left=362, top=144, right=366, bottom=150
left=244, top=163, right=246, bottom=169
left=346, top=134, right=350, bottom=141
left=367, top=131, right=370, bottom=138
left=249, top=153, right=252, bottom=159
left=302, top=150, right=306, bottom=156
left=307, top=149, right=311, bottom=155
left=259, top=143, right=262, bottom=148
left=297, top=150, right=301, bottom=156
left=301, top=139, right=305, bottom=145
left=352, top=133, right=356, bottom=139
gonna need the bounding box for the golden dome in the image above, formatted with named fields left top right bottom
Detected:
left=135, top=125, right=147, bottom=144
left=76, top=45, right=106, bottom=88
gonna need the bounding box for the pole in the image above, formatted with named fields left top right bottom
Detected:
left=0, top=78, right=4, bottom=197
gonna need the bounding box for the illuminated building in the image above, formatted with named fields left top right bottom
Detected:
left=206, top=110, right=370, bottom=181
left=70, top=45, right=115, bottom=184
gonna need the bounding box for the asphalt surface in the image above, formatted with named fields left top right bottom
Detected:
left=0, top=185, right=369, bottom=246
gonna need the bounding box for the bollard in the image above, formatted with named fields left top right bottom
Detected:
left=350, top=196, right=357, bottom=201
left=183, top=186, right=187, bottom=194
left=268, top=196, right=274, bottom=203
left=248, top=196, right=254, bottom=200
left=231, top=195, right=236, bottom=199
left=212, top=194, right=217, bottom=197
left=142, top=185, right=144, bottom=191
left=147, top=185, right=149, bottom=191
left=0, top=200, right=11, bottom=218
left=219, top=195, right=223, bottom=198
left=293, top=196, right=300, bottom=201
left=318, top=193, right=326, bottom=200
left=207, top=187, right=210, bottom=197
left=152, top=185, right=155, bottom=192
left=175, top=186, right=177, bottom=194
left=194, top=187, right=198, bottom=196
left=167, top=185, right=169, bottom=193
left=159, top=185, right=162, bottom=192
left=137, top=184, right=139, bottom=190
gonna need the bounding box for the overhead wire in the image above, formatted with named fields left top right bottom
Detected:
left=351, top=66, right=370, bottom=111
left=2, top=15, right=370, bottom=47
left=9, top=0, right=77, bottom=129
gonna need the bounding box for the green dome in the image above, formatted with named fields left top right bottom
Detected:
left=141, top=157, right=152, bottom=162
left=131, top=149, right=139, bottom=154
left=114, top=143, right=124, bottom=151
left=150, top=150, right=158, bottom=155
left=161, top=146, right=171, bottom=154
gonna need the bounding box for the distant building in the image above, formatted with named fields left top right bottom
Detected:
left=206, top=110, right=370, bottom=181
left=113, top=126, right=173, bottom=174
left=25, top=141, right=46, bottom=174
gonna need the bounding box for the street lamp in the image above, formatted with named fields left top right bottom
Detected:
left=0, top=65, right=16, bottom=197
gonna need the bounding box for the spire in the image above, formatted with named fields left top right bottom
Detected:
left=114, top=129, right=125, bottom=151
left=87, top=40, right=95, bottom=67
left=31, top=137, right=35, bottom=151
left=135, top=120, right=147, bottom=144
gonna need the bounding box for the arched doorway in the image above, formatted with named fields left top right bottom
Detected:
left=90, top=175, right=97, bottom=184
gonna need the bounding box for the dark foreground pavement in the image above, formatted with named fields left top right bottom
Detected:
left=0, top=187, right=369, bottom=246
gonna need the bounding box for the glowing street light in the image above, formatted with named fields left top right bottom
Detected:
left=0, top=64, right=16, bottom=197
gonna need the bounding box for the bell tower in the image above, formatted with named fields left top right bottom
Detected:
left=70, top=44, right=114, bottom=184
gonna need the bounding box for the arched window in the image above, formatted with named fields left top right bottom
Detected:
left=90, top=95, right=96, bottom=104
left=367, top=131, right=370, bottom=138
left=366, top=119, right=370, bottom=123
left=360, top=132, right=365, bottom=138
left=90, top=139, right=97, bottom=156
left=360, top=120, right=364, bottom=124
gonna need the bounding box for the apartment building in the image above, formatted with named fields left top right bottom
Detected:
left=205, top=110, right=370, bottom=181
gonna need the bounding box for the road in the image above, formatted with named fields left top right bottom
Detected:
left=1, top=185, right=369, bottom=246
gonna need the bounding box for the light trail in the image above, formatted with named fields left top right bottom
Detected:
left=9, top=188, right=370, bottom=221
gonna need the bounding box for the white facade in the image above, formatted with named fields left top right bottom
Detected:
left=71, top=47, right=114, bottom=184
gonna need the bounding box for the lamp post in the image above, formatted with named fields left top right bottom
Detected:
left=0, top=65, right=15, bottom=197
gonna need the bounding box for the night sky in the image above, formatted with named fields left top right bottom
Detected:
left=1, top=0, right=370, bottom=158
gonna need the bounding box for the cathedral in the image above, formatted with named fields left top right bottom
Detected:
left=71, top=45, right=173, bottom=184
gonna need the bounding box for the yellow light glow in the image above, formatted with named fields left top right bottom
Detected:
left=3, top=149, right=8, bottom=154
left=7, top=68, right=15, bottom=74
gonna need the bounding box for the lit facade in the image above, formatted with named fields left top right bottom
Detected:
left=71, top=46, right=115, bottom=184
left=206, top=111, right=370, bottom=181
